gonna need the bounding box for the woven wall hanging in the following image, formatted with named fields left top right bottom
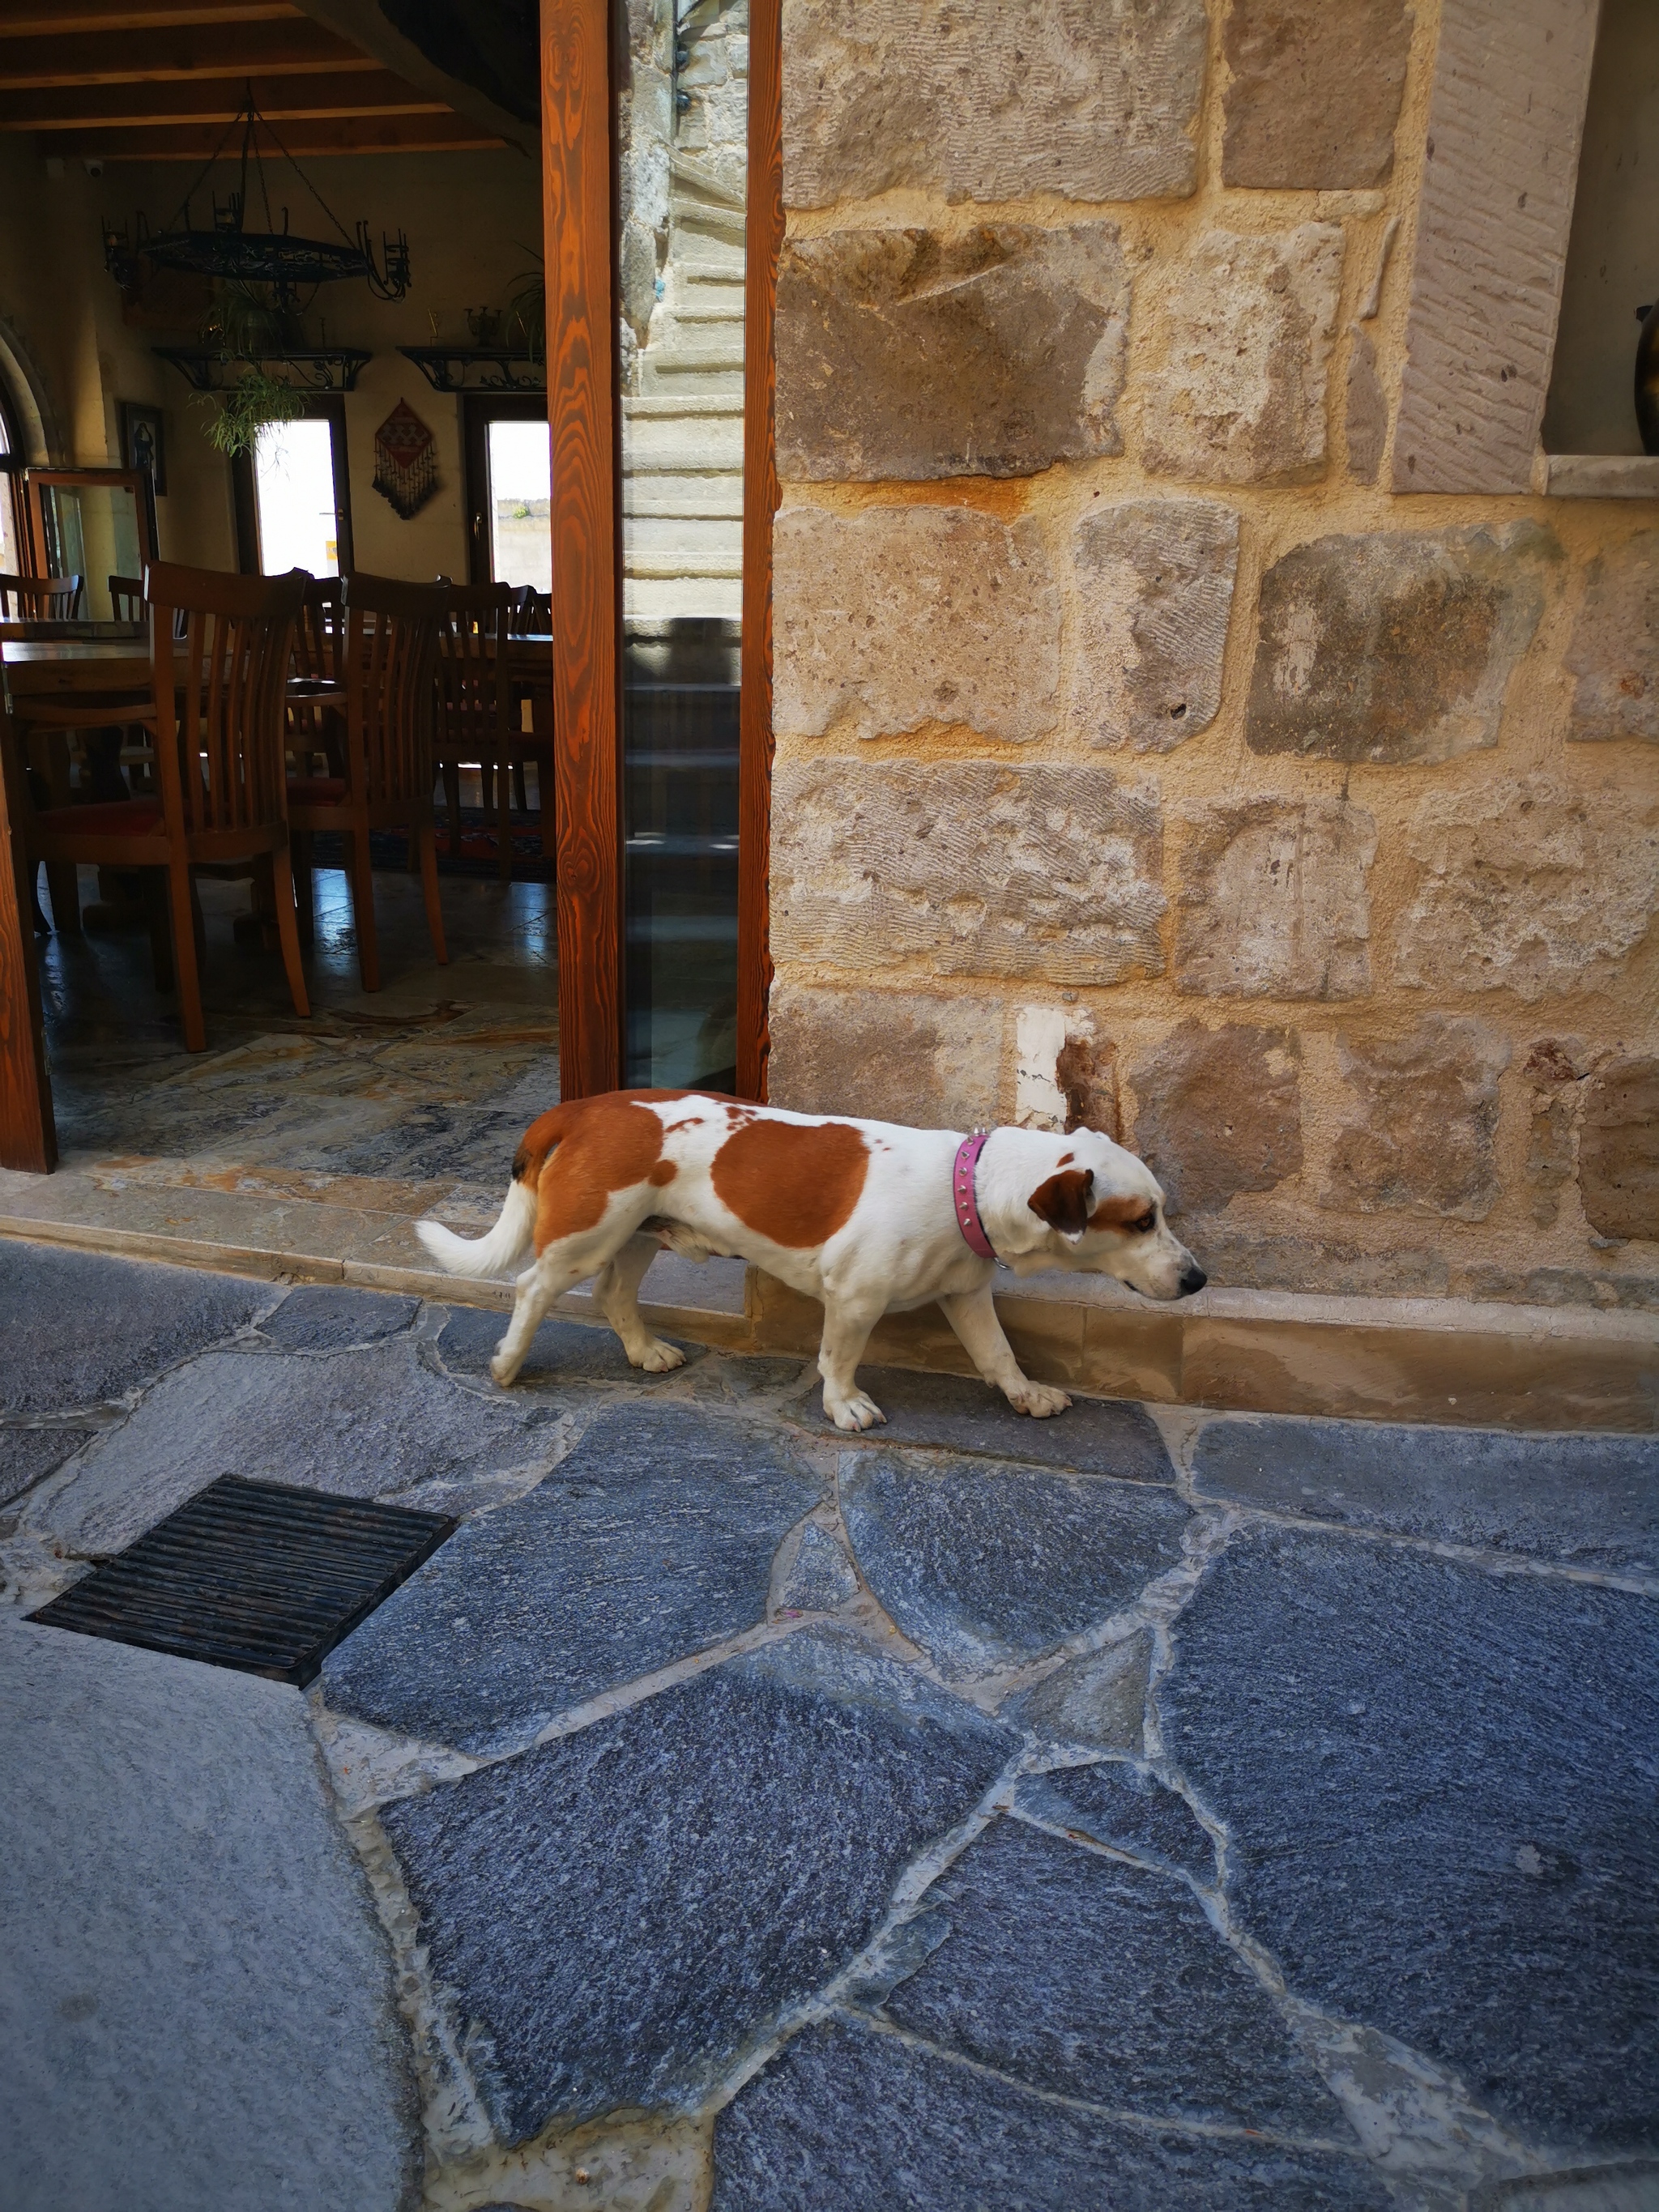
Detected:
left=372, top=398, right=438, bottom=518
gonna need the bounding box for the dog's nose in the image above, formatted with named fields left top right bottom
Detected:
left=1178, top=1264, right=1208, bottom=1296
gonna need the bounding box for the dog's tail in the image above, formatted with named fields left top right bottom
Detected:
left=414, top=1105, right=569, bottom=1279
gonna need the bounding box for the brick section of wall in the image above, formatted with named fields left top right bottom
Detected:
left=767, top=0, right=1659, bottom=1311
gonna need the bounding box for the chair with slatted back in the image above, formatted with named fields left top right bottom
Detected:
left=0, top=574, right=83, bottom=620
left=287, top=573, right=345, bottom=780
left=21, top=562, right=309, bottom=1051
left=433, top=582, right=517, bottom=880
left=109, top=575, right=146, bottom=624
left=286, top=572, right=447, bottom=990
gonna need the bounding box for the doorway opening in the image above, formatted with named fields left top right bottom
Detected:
left=233, top=399, right=354, bottom=579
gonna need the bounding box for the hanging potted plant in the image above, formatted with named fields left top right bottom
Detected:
left=191, top=281, right=309, bottom=456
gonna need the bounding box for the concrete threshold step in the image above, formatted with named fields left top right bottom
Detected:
left=1, top=1165, right=1653, bottom=1432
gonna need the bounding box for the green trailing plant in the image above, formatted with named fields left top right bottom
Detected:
left=192, top=365, right=306, bottom=458
left=190, top=282, right=312, bottom=456
left=505, top=247, right=545, bottom=361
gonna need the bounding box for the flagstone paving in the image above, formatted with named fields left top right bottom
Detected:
left=1, top=1237, right=1655, bottom=2212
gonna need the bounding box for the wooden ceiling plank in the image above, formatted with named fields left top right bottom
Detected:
left=0, top=68, right=450, bottom=129
left=33, top=113, right=505, bottom=157
left=0, top=2, right=299, bottom=35
left=0, top=20, right=371, bottom=87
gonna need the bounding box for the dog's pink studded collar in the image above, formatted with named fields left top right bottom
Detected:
left=953, top=1129, right=997, bottom=1259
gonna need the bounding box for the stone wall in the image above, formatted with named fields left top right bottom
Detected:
left=766, top=0, right=1659, bottom=1313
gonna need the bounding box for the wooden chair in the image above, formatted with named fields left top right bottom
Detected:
left=288, top=573, right=345, bottom=779
left=109, top=574, right=146, bottom=622
left=22, top=562, right=309, bottom=1051
left=434, top=582, right=516, bottom=880
left=0, top=573, right=83, bottom=620
left=287, top=572, right=447, bottom=991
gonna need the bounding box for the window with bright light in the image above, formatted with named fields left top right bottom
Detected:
left=0, top=386, right=19, bottom=574
left=487, top=419, right=551, bottom=591
left=254, top=418, right=339, bottom=577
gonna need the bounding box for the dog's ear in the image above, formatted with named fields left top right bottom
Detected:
left=1026, top=1167, right=1095, bottom=1240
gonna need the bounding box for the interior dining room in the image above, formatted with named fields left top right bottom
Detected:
left=0, top=0, right=754, bottom=1317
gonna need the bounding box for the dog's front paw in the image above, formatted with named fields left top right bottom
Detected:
left=826, top=1391, right=886, bottom=1433
left=633, top=1336, right=687, bottom=1374
left=489, top=1349, right=522, bottom=1387
left=1006, top=1380, right=1072, bottom=1419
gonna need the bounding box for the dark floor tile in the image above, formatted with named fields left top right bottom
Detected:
left=435, top=1304, right=704, bottom=1391
left=1192, top=1417, right=1659, bottom=1575
left=0, top=1243, right=266, bottom=1415
left=1000, top=1630, right=1154, bottom=1754
left=842, top=1451, right=1190, bottom=1679
left=1159, top=1525, right=1659, bottom=2154
left=778, top=1522, right=860, bottom=1612
left=324, top=1404, right=825, bottom=1754
left=791, top=1365, right=1173, bottom=1481
left=378, top=1629, right=1015, bottom=2140
left=712, top=2019, right=1391, bottom=2212
left=259, top=1286, right=420, bottom=1352
left=0, top=1426, right=93, bottom=1510
left=885, top=1818, right=1334, bottom=2133
left=1013, top=1762, right=1215, bottom=1883
left=681, top=1353, right=814, bottom=1405
left=35, top=1340, right=555, bottom=1558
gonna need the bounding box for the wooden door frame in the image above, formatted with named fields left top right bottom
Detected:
left=541, top=0, right=779, bottom=1102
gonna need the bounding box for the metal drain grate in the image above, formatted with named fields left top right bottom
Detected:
left=29, top=1477, right=455, bottom=1686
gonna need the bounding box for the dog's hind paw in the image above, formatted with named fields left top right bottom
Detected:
left=1006, top=1380, right=1072, bottom=1418
left=488, top=1350, right=522, bottom=1387
left=826, top=1391, right=886, bottom=1433
left=632, top=1336, right=686, bottom=1374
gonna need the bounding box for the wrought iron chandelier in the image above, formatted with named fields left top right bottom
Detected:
left=103, top=88, right=410, bottom=309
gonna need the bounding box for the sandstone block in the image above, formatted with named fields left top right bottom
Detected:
left=1523, top=1037, right=1589, bottom=1230
left=1175, top=796, right=1375, bottom=1001
left=1245, top=525, right=1554, bottom=764
left=772, top=758, right=1166, bottom=986
left=1070, top=500, right=1239, bottom=753
left=1127, top=1021, right=1302, bottom=1217
left=781, top=0, right=1206, bottom=207
left=1345, top=325, right=1387, bottom=484
left=1324, top=1018, right=1510, bottom=1221
left=778, top=226, right=1128, bottom=482
left=1578, top=1058, right=1659, bottom=1243
left=1394, top=778, right=1658, bottom=1003
left=1013, top=1008, right=1120, bottom=1137
left=773, top=507, right=1060, bottom=744
left=1141, top=227, right=1342, bottom=486
left=1222, top=0, right=1410, bottom=190
left=1565, top=531, right=1659, bottom=744
left=767, top=984, right=1003, bottom=1128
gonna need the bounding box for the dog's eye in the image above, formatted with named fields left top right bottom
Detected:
left=1132, top=1211, right=1157, bottom=1234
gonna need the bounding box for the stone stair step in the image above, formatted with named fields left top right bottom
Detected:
left=625, top=475, right=745, bottom=518
left=625, top=574, right=742, bottom=624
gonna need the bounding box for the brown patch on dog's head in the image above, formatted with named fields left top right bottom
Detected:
left=1026, top=1167, right=1096, bottom=1238
left=1088, top=1191, right=1158, bottom=1236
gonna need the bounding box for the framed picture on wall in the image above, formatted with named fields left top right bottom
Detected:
left=117, top=401, right=166, bottom=497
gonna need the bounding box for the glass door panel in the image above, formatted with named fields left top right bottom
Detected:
left=615, top=0, right=746, bottom=1092
left=254, top=418, right=341, bottom=577
left=30, top=474, right=149, bottom=620
left=487, top=419, right=552, bottom=591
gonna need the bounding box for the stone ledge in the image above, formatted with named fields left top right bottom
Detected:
left=0, top=1208, right=1651, bottom=1434
left=1534, top=452, right=1659, bottom=499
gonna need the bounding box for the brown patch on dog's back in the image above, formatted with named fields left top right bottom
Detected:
left=710, top=1119, right=869, bottom=1248
left=522, top=1091, right=689, bottom=1251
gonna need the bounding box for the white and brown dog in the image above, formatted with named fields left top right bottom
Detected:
left=416, top=1090, right=1206, bottom=1432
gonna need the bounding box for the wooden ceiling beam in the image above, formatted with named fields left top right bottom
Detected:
left=0, top=21, right=372, bottom=87
left=0, top=68, right=447, bottom=130
left=34, top=111, right=504, bottom=158
left=0, top=0, right=299, bottom=32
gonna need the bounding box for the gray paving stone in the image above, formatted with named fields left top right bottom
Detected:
left=0, top=1425, right=92, bottom=1509
left=885, top=1818, right=1335, bottom=2133
left=1001, top=1630, right=1153, bottom=1752
left=378, top=1629, right=1014, bottom=2140
left=0, top=1242, right=265, bottom=1414
left=259, top=1285, right=420, bottom=1350
left=436, top=1302, right=703, bottom=1389
left=778, top=1520, right=861, bottom=1612
left=32, top=1340, right=555, bottom=1557
left=1192, top=1416, right=1659, bottom=1575
left=325, top=1404, right=826, bottom=1754
left=0, top=1614, right=414, bottom=2212
left=680, top=1352, right=813, bottom=1404
left=791, top=1364, right=1174, bottom=1480
left=842, top=1451, right=1191, bottom=1679
left=1014, top=1761, right=1215, bottom=1882
left=1158, top=1526, right=1659, bottom=2154
left=712, top=2017, right=1391, bottom=2212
